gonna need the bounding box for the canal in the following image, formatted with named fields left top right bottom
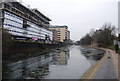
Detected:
left=3, top=45, right=100, bottom=79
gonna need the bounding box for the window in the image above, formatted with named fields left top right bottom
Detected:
left=4, top=4, right=10, bottom=9
left=0, top=3, right=2, bottom=8
left=23, top=20, right=28, bottom=28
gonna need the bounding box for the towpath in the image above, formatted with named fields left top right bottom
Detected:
left=81, top=48, right=119, bottom=80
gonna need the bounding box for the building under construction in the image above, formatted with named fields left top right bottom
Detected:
left=0, top=0, right=53, bottom=42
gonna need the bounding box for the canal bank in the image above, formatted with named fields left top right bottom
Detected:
left=80, top=48, right=118, bottom=80
left=3, top=41, right=69, bottom=61
left=3, top=45, right=102, bottom=79
left=80, top=46, right=105, bottom=60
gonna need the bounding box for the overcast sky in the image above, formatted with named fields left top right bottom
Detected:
left=18, top=0, right=119, bottom=41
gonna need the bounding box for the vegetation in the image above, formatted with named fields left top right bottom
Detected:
left=79, top=23, right=117, bottom=47
left=107, top=45, right=120, bottom=53
left=107, top=45, right=115, bottom=50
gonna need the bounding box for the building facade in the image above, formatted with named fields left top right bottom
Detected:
left=0, top=0, right=53, bottom=42
left=51, top=29, right=58, bottom=42
left=66, top=30, right=70, bottom=41
left=49, top=25, right=70, bottom=42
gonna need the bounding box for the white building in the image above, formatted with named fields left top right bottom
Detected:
left=0, top=1, right=53, bottom=42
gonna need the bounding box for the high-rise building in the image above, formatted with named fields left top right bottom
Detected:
left=51, top=29, right=58, bottom=42
left=49, top=25, right=70, bottom=42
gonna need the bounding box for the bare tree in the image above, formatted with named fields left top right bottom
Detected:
left=80, top=23, right=117, bottom=47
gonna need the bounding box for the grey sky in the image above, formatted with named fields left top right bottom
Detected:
left=19, top=0, right=119, bottom=41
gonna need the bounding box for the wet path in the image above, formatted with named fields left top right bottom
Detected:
left=93, top=52, right=117, bottom=79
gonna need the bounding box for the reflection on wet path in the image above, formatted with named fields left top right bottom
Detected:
left=3, top=45, right=97, bottom=79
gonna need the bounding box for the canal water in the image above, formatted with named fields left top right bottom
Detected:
left=3, top=45, right=97, bottom=79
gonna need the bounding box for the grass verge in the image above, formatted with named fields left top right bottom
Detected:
left=107, top=45, right=120, bottom=54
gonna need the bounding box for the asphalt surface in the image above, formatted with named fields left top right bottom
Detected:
left=93, top=53, right=117, bottom=79
left=118, top=55, right=120, bottom=81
